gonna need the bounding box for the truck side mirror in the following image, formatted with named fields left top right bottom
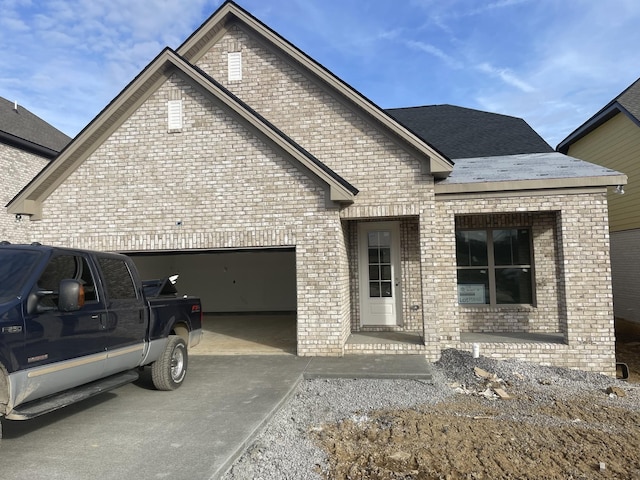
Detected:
left=58, top=279, right=85, bottom=312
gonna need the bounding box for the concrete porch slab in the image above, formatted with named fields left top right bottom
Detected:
left=304, top=355, right=433, bottom=380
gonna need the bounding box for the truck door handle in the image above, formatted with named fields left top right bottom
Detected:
left=93, top=314, right=108, bottom=329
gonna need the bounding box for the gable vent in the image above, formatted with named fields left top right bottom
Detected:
left=228, top=52, right=242, bottom=81
left=167, top=99, right=183, bottom=131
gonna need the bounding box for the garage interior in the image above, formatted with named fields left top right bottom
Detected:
left=127, top=248, right=297, bottom=355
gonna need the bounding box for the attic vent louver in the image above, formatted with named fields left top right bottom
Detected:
left=228, top=52, right=242, bottom=81
left=167, top=99, right=183, bottom=131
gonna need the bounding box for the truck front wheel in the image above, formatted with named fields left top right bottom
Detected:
left=152, top=335, right=188, bottom=391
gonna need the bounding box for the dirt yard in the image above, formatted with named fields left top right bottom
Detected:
left=313, top=323, right=640, bottom=480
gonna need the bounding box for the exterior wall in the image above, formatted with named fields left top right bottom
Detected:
left=0, top=143, right=48, bottom=243
left=29, top=75, right=350, bottom=356
left=400, top=218, right=424, bottom=333
left=610, top=229, right=640, bottom=323
left=432, top=191, right=616, bottom=376
left=567, top=113, right=640, bottom=232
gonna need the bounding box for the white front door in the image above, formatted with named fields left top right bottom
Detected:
left=358, top=222, right=402, bottom=326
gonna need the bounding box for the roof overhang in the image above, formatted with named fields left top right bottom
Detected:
left=557, top=103, right=623, bottom=153
left=434, top=152, right=627, bottom=197
left=435, top=175, right=628, bottom=196
left=0, top=130, right=59, bottom=159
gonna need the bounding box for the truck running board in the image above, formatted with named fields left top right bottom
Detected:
left=7, top=370, right=140, bottom=420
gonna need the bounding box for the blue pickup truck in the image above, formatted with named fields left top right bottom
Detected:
left=0, top=242, right=202, bottom=437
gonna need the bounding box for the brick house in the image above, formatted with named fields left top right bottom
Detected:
left=0, top=97, right=70, bottom=243
left=557, top=77, right=640, bottom=325
left=6, top=1, right=626, bottom=374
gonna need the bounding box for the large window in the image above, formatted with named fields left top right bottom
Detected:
left=456, top=228, right=533, bottom=305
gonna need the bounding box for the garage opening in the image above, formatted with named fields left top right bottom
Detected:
left=126, top=247, right=297, bottom=355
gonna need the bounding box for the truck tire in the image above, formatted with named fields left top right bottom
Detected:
left=152, top=335, right=188, bottom=391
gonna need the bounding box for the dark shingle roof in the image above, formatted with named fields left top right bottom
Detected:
left=617, top=77, right=640, bottom=120
left=386, top=104, right=553, bottom=159
left=0, top=97, right=70, bottom=157
left=557, top=77, right=640, bottom=153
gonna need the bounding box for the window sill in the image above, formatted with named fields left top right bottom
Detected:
left=457, top=304, right=535, bottom=312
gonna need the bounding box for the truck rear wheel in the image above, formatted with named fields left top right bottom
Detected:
left=152, top=335, right=188, bottom=391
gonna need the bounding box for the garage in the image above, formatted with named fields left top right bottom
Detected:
left=126, top=248, right=297, bottom=355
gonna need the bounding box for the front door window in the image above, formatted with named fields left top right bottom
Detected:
left=368, top=231, right=392, bottom=298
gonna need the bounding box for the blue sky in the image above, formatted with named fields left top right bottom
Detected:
left=1, top=0, right=639, bottom=148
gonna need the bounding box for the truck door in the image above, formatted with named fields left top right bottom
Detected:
left=96, top=255, right=147, bottom=375
left=21, top=253, right=107, bottom=403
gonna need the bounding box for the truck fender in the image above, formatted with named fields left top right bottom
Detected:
left=171, top=322, right=189, bottom=345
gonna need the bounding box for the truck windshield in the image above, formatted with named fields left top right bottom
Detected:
left=0, top=250, right=44, bottom=303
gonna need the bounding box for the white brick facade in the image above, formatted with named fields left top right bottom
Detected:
left=9, top=6, right=618, bottom=375
left=0, top=143, right=47, bottom=243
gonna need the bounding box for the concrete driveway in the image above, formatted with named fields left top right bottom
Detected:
left=0, top=354, right=431, bottom=479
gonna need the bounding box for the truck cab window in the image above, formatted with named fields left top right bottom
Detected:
left=98, top=257, right=137, bottom=300
left=37, top=255, right=98, bottom=307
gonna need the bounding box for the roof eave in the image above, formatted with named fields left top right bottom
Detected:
left=434, top=174, right=628, bottom=195
left=0, top=130, right=59, bottom=159
left=557, top=103, right=625, bottom=153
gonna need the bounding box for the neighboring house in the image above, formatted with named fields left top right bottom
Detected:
left=0, top=97, right=70, bottom=242
left=6, top=1, right=626, bottom=374
left=557, top=77, right=640, bottom=325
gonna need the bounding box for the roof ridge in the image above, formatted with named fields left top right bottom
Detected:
left=386, top=104, right=524, bottom=120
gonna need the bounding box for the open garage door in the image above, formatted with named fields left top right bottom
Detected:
left=126, top=248, right=297, bottom=355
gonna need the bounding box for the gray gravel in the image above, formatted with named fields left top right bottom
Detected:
left=221, top=349, right=640, bottom=480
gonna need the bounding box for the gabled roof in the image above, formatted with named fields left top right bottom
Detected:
left=387, top=105, right=553, bottom=159
left=177, top=0, right=453, bottom=177
left=0, top=96, right=70, bottom=158
left=7, top=48, right=357, bottom=218
left=557, top=77, right=640, bottom=153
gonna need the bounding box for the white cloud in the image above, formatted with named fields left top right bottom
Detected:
left=407, top=41, right=463, bottom=69
left=476, top=63, right=535, bottom=93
